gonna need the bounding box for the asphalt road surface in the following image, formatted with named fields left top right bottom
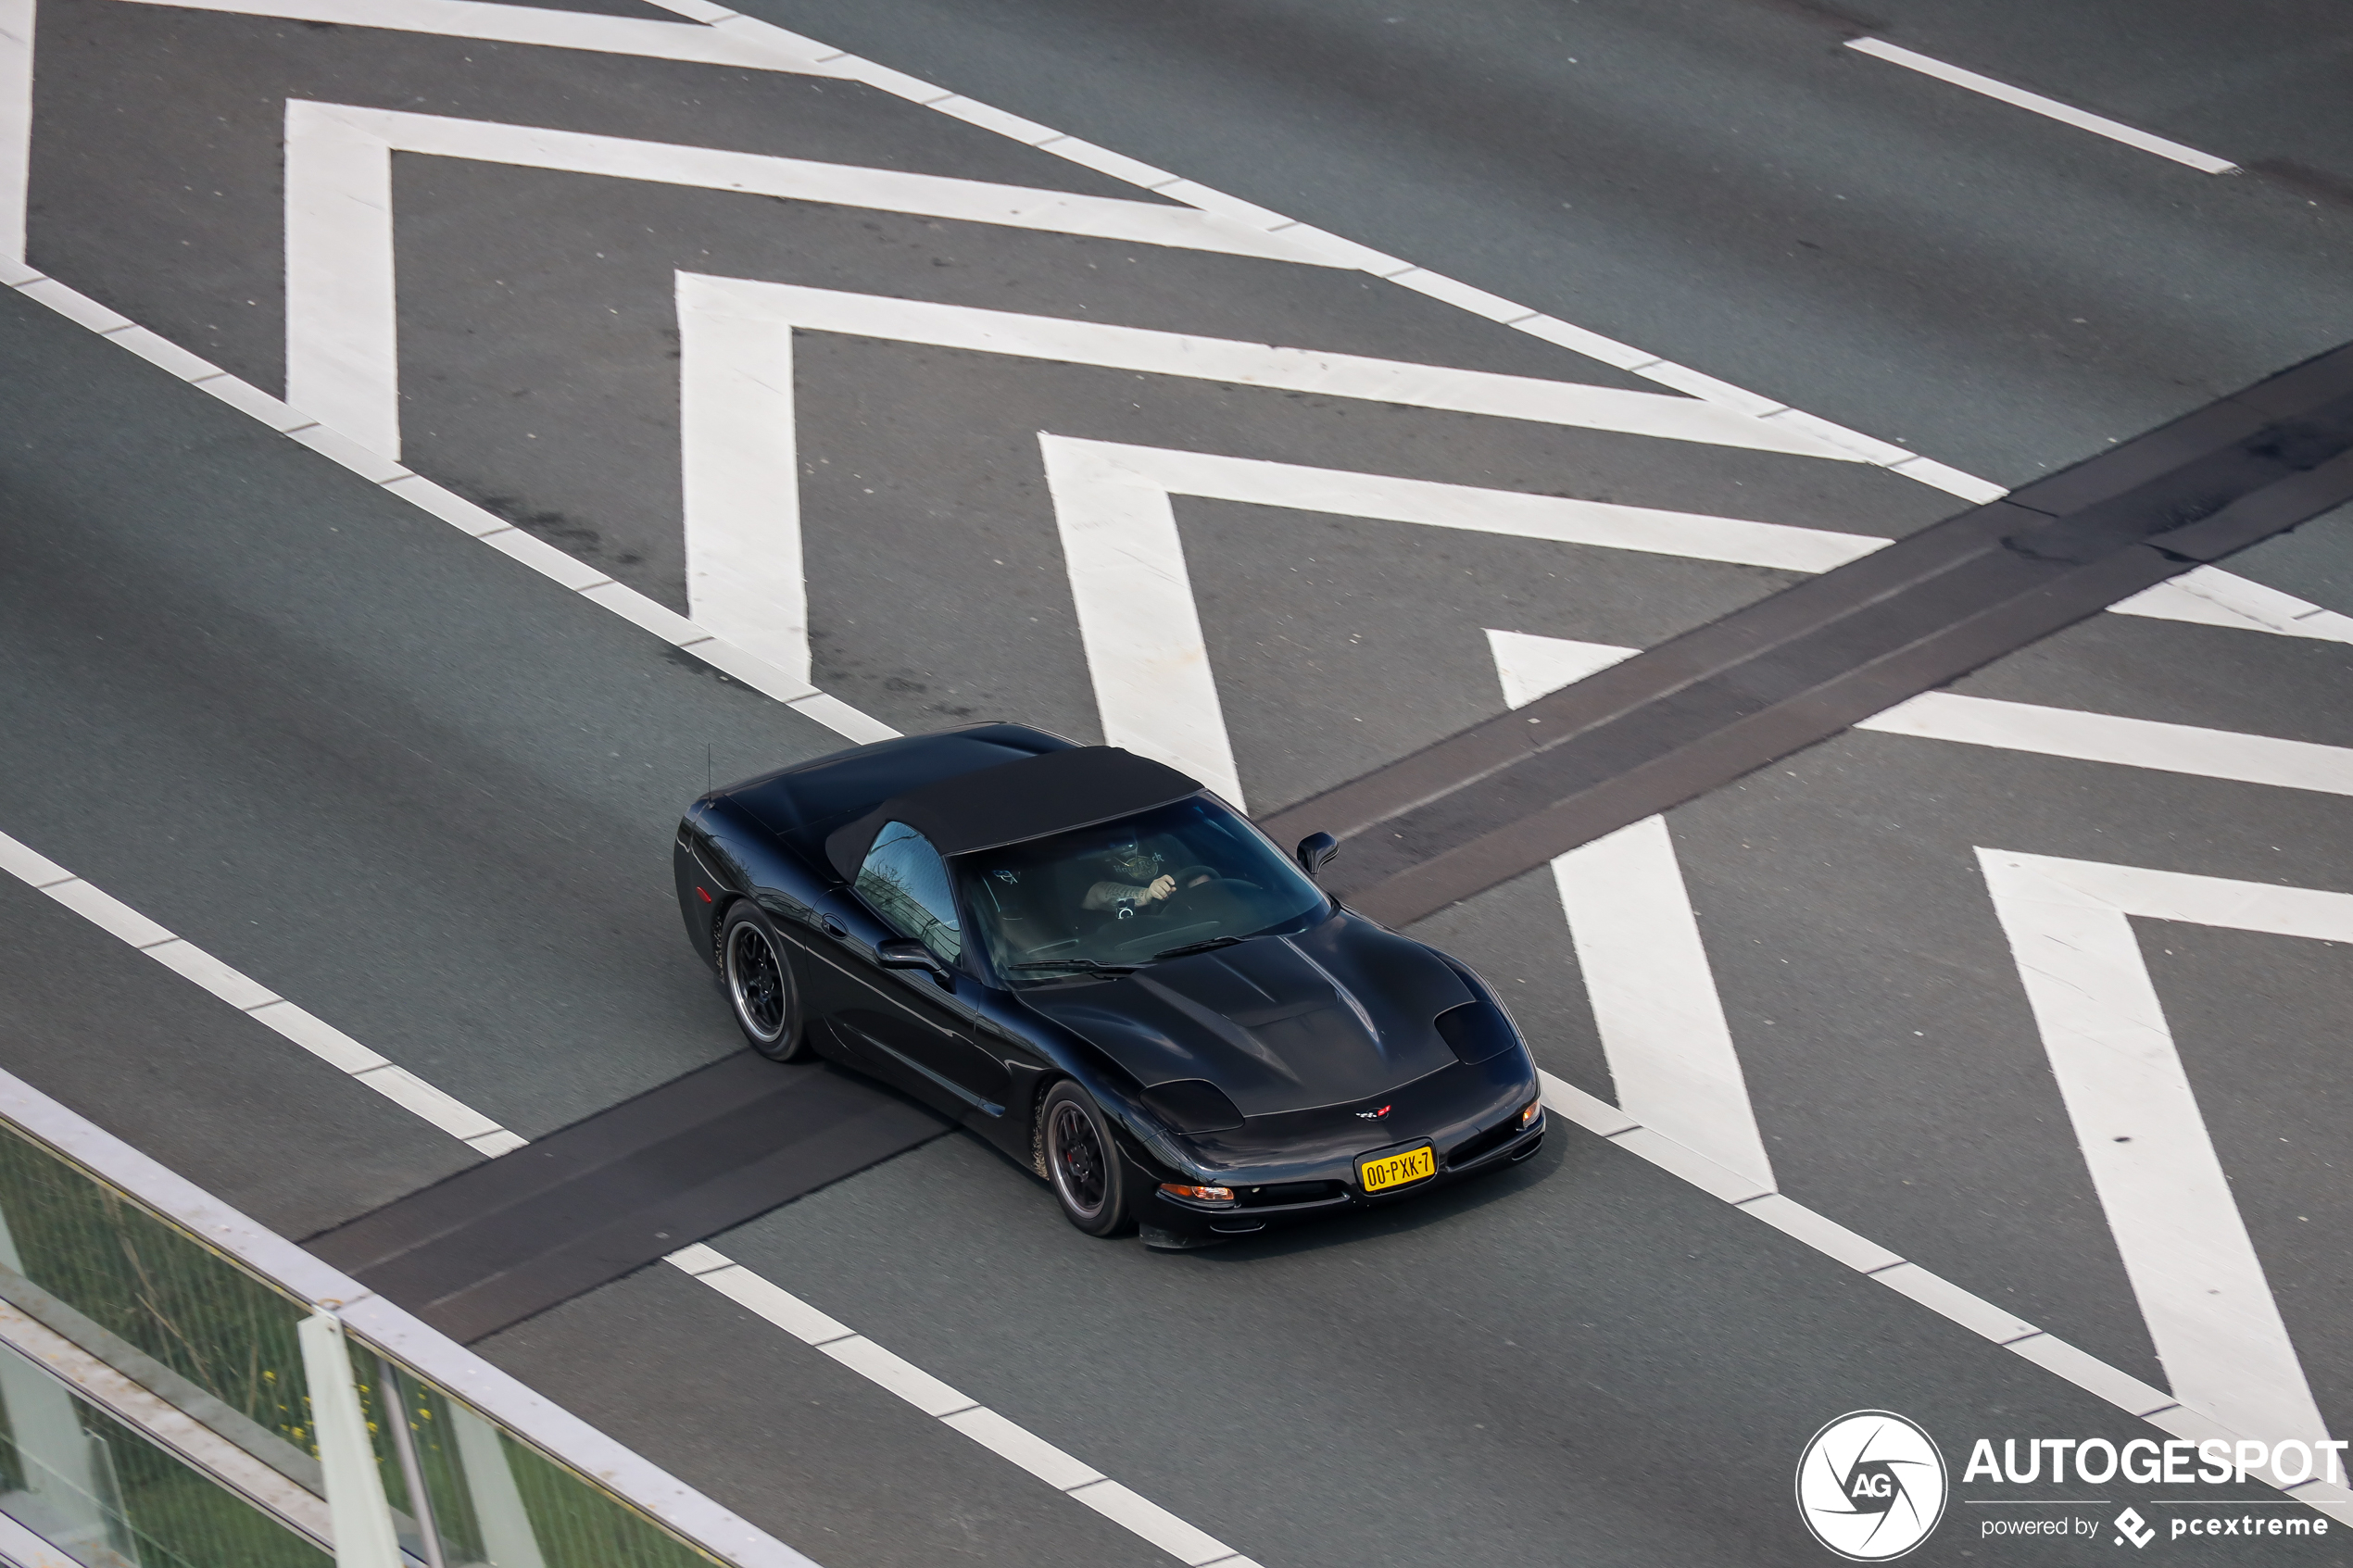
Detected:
left=4, top=3, right=2351, bottom=1565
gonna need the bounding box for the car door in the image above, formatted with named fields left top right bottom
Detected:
left=827, top=822, right=1014, bottom=1116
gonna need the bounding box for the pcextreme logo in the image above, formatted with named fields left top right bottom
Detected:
left=1797, top=1411, right=1951, bottom=1561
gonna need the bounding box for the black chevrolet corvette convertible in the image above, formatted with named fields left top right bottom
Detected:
left=673, top=724, right=1544, bottom=1246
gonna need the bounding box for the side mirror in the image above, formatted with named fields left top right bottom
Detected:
left=1295, top=832, right=1339, bottom=878
left=876, top=937, right=951, bottom=985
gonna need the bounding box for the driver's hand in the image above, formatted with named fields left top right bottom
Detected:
left=1143, top=874, right=1176, bottom=904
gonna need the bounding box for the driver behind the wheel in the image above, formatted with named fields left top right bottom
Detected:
left=1079, top=828, right=1209, bottom=916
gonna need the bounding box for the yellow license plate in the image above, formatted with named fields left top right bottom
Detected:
left=1360, top=1144, right=1436, bottom=1194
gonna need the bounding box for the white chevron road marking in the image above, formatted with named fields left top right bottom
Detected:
left=1979, top=850, right=2338, bottom=1474
left=281, top=100, right=1348, bottom=458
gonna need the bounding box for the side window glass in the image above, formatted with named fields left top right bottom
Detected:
left=855, top=822, right=963, bottom=966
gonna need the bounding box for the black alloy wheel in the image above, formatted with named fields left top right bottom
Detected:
left=1040, top=1081, right=1135, bottom=1237
left=720, top=904, right=809, bottom=1061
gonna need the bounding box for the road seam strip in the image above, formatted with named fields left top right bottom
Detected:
left=0, top=828, right=1265, bottom=1568
left=1533, top=1073, right=2353, bottom=1522
left=1845, top=38, right=2240, bottom=175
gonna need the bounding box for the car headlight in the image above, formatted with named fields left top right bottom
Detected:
left=1518, top=1098, right=1543, bottom=1131
left=1159, top=1182, right=1236, bottom=1204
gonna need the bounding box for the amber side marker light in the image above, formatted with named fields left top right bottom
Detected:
left=1519, top=1098, right=1543, bottom=1130
left=1159, top=1182, right=1236, bottom=1204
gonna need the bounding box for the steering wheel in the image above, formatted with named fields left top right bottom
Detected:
left=1168, top=863, right=1220, bottom=893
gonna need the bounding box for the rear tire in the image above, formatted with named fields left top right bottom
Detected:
left=719, top=903, right=810, bottom=1061
left=1041, top=1081, right=1137, bottom=1237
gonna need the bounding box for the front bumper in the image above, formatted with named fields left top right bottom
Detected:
left=1138, top=1105, right=1546, bottom=1240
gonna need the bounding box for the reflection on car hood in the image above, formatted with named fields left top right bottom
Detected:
left=1020, top=913, right=1474, bottom=1116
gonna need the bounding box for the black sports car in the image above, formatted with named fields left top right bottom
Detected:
left=673, top=724, right=1544, bottom=1246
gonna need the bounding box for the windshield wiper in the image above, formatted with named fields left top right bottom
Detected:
left=1006, top=957, right=1137, bottom=977
left=1149, top=935, right=1245, bottom=962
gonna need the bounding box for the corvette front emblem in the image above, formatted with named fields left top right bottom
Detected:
left=1356, top=1104, right=1390, bottom=1120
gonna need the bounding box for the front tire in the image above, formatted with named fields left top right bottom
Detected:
left=1041, top=1081, right=1136, bottom=1237
left=719, top=903, right=810, bottom=1061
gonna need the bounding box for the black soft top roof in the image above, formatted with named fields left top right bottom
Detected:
left=824, top=746, right=1202, bottom=880
left=722, top=723, right=1075, bottom=870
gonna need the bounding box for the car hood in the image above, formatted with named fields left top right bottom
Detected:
left=1019, top=913, right=1474, bottom=1116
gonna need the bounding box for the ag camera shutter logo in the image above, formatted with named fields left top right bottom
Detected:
left=1796, top=1411, right=1949, bottom=1561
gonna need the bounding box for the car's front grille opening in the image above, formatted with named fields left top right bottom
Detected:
left=1445, top=1112, right=1527, bottom=1171
left=1238, top=1180, right=1344, bottom=1208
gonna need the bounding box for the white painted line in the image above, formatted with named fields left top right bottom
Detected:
left=1736, top=1195, right=1905, bottom=1275
left=1483, top=630, right=2353, bottom=803
left=283, top=101, right=1344, bottom=458
left=378, top=474, right=512, bottom=538
left=1053, top=440, right=1883, bottom=571
left=2110, top=564, right=2353, bottom=646
left=107, top=324, right=227, bottom=383
left=1759, top=406, right=1914, bottom=466
left=1979, top=850, right=2337, bottom=1457
left=245, top=999, right=392, bottom=1074
left=1628, top=359, right=1785, bottom=418
left=287, top=421, right=411, bottom=485
left=348, top=1064, right=506, bottom=1144
left=1026, top=136, right=1177, bottom=192
left=1862, top=691, right=2353, bottom=797
left=675, top=278, right=812, bottom=687
left=661, top=1243, right=735, bottom=1276
left=686, top=1261, right=855, bottom=1345
left=937, top=1407, right=1104, bottom=1490
left=190, top=371, right=312, bottom=432
left=0, top=0, right=29, bottom=265
left=14, top=277, right=132, bottom=333
left=2005, top=1333, right=2176, bottom=1420
left=1491, top=633, right=1778, bottom=1190
left=142, top=939, right=282, bottom=1010
left=578, top=582, right=711, bottom=646
left=1847, top=39, right=2238, bottom=175
left=818, top=1337, right=978, bottom=1418
left=1887, top=455, right=2008, bottom=505
left=687, top=635, right=822, bottom=706
left=681, top=275, right=1860, bottom=459
left=1065, top=1480, right=1238, bottom=1566
left=1604, top=1127, right=1773, bottom=1205
left=1038, top=437, right=1248, bottom=809
left=41, top=879, right=176, bottom=947
left=1535, top=1069, right=1639, bottom=1137
left=114, top=0, right=837, bottom=72
left=1544, top=817, right=1777, bottom=1191
left=786, top=693, right=901, bottom=744
left=1507, top=313, right=1668, bottom=372
left=0, top=835, right=71, bottom=887
left=1871, top=1262, right=2041, bottom=1345
left=478, top=526, right=617, bottom=592
left=0, top=832, right=523, bottom=1151
left=925, top=96, right=1061, bottom=146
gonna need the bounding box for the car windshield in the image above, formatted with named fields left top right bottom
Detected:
left=958, top=796, right=1327, bottom=980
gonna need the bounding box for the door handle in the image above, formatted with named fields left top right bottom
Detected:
left=820, top=916, right=848, bottom=938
